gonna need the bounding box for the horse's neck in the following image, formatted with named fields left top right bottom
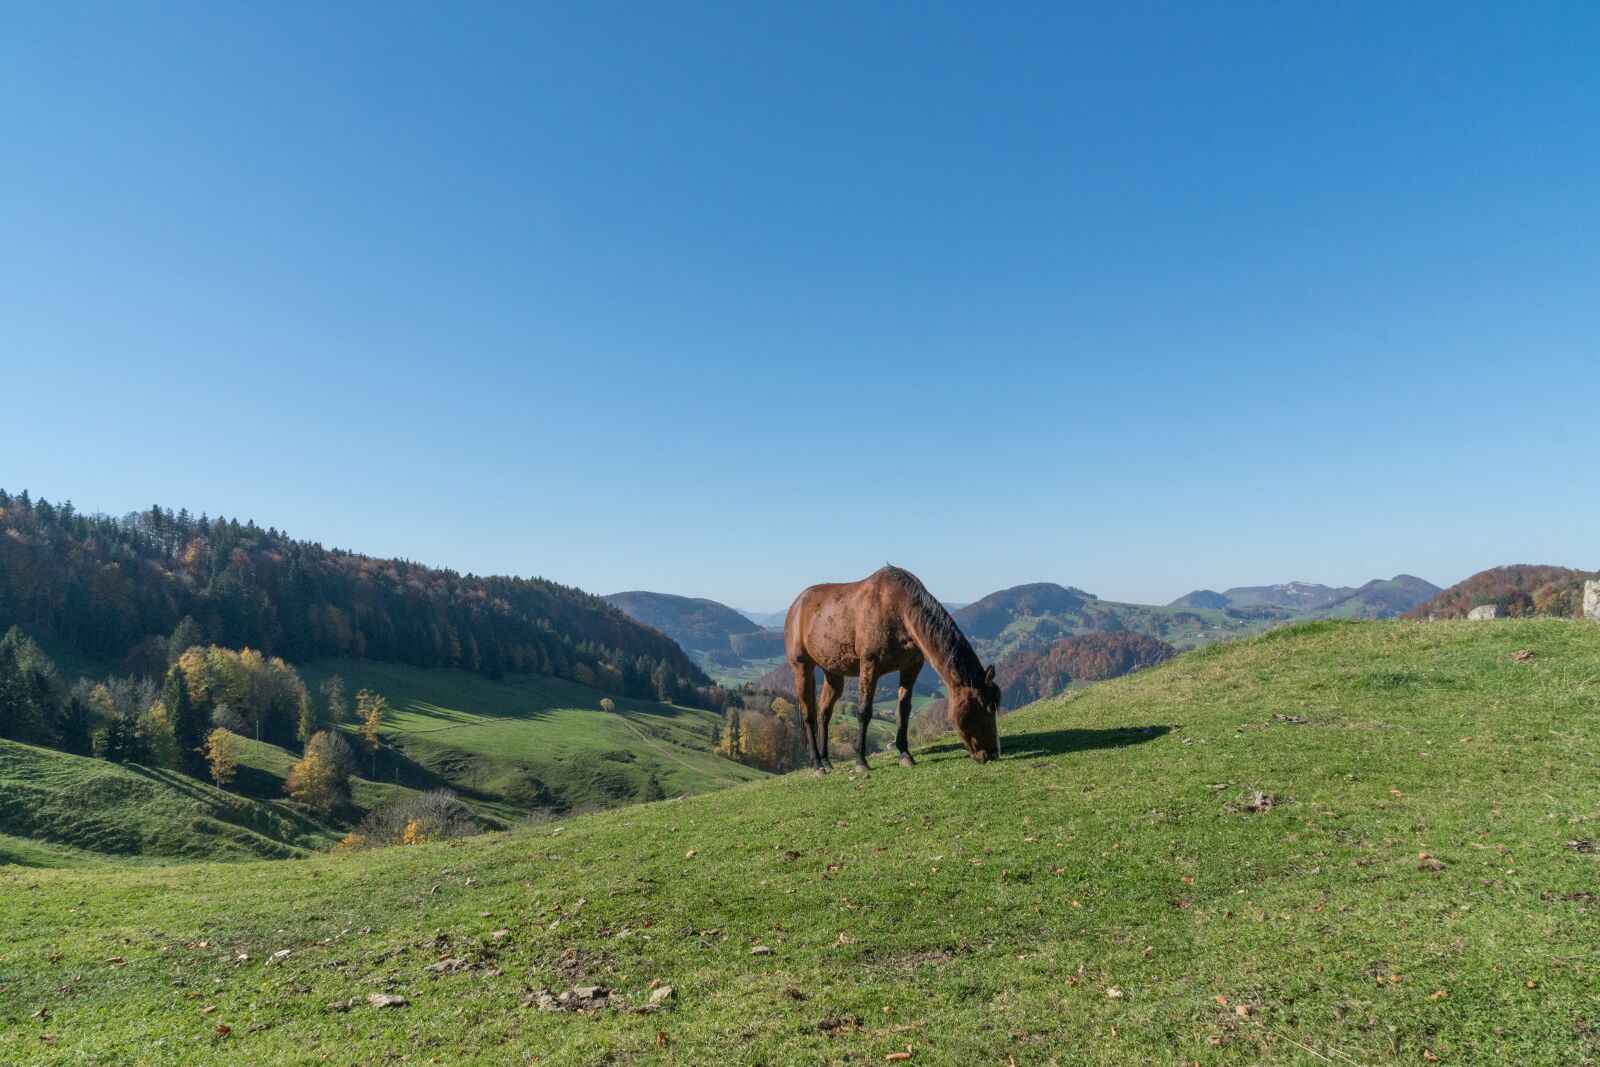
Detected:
left=904, top=608, right=982, bottom=692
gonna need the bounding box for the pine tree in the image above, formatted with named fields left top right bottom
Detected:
left=167, top=616, right=205, bottom=665
left=163, top=664, right=206, bottom=776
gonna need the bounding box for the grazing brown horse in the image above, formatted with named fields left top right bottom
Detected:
left=784, top=566, right=1001, bottom=774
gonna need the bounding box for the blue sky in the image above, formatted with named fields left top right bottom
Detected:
left=2, top=2, right=1597, bottom=610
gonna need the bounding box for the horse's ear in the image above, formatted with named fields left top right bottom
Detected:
left=984, top=664, right=996, bottom=685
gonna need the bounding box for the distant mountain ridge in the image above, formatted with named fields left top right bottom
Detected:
left=1169, top=575, right=1440, bottom=618
left=950, top=574, right=1439, bottom=665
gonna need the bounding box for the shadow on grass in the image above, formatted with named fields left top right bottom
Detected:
left=920, top=725, right=1170, bottom=760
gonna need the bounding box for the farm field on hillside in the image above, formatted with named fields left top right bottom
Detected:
left=3, top=620, right=1597, bottom=1064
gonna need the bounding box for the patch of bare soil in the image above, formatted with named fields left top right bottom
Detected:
left=871, top=946, right=964, bottom=971
left=1243, top=713, right=1384, bottom=730
left=1227, top=791, right=1283, bottom=814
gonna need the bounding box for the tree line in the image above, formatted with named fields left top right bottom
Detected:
left=0, top=623, right=413, bottom=824
left=0, top=490, right=714, bottom=707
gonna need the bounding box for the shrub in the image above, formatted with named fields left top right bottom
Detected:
left=350, top=790, right=480, bottom=849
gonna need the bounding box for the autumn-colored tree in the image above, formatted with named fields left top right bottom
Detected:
left=356, top=688, right=387, bottom=772
left=204, top=727, right=239, bottom=787
left=284, top=730, right=354, bottom=815
left=177, top=645, right=313, bottom=746
left=599, top=697, right=616, bottom=714
left=295, top=686, right=318, bottom=744
left=714, top=705, right=741, bottom=758
left=285, top=749, right=334, bottom=811
left=137, top=698, right=179, bottom=769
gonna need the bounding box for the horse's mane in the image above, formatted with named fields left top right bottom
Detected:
left=877, top=565, right=986, bottom=687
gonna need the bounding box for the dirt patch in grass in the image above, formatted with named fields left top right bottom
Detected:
left=1242, top=713, right=1385, bottom=730
left=870, top=945, right=966, bottom=971
left=1227, top=791, right=1284, bottom=814
left=534, top=946, right=611, bottom=983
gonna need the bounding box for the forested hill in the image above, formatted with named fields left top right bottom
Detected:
left=1405, top=563, right=1595, bottom=620
left=604, top=591, right=767, bottom=652
left=0, top=491, right=706, bottom=700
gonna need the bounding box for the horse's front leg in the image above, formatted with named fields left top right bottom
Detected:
left=895, top=660, right=922, bottom=768
left=854, top=666, right=879, bottom=773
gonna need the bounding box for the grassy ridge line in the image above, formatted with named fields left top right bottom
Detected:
left=2, top=620, right=1597, bottom=1064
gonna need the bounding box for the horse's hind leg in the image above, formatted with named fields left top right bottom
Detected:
left=793, top=661, right=825, bottom=775
left=818, top=672, right=844, bottom=772
left=895, top=660, right=922, bottom=768
left=854, top=665, right=880, bottom=773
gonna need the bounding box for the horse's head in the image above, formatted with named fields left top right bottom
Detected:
left=951, top=664, right=1002, bottom=763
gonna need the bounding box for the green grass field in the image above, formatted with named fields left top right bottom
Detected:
left=0, top=740, right=336, bottom=866
left=3, top=620, right=1597, bottom=1064
left=296, top=660, right=766, bottom=814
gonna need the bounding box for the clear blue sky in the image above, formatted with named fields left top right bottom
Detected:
left=3, top=3, right=1596, bottom=610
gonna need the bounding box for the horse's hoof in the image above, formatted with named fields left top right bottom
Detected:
left=820, top=760, right=834, bottom=773
left=853, top=761, right=870, bottom=774
left=812, top=766, right=828, bottom=778
left=898, top=754, right=915, bottom=769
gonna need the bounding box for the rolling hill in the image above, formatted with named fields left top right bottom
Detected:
left=1170, top=575, right=1440, bottom=616
left=957, top=575, right=1442, bottom=663
left=3, top=619, right=1596, bottom=1063
left=0, top=739, right=337, bottom=866
left=1406, top=564, right=1596, bottom=620
left=604, top=591, right=785, bottom=684
left=952, top=582, right=1280, bottom=661
left=294, top=660, right=765, bottom=815
left=0, top=490, right=707, bottom=701
left=0, top=659, right=764, bottom=869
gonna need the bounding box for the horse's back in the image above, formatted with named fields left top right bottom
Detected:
left=785, top=570, right=911, bottom=671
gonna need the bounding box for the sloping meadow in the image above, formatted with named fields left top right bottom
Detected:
left=2, top=620, right=1596, bottom=1064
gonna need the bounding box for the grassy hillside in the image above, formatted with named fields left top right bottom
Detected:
left=0, top=660, right=762, bottom=870
left=0, top=740, right=336, bottom=865
left=296, top=660, right=765, bottom=813
left=3, top=620, right=1598, bottom=1064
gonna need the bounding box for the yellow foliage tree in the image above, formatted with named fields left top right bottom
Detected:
left=599, top=697, right=616, bottom=714
left=356, top=688, right=388, bottom=772
left=204, top=727, right=239, bottom=787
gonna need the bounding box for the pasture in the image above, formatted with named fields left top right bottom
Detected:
left=3, top=619, right=1597, bottom=1064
